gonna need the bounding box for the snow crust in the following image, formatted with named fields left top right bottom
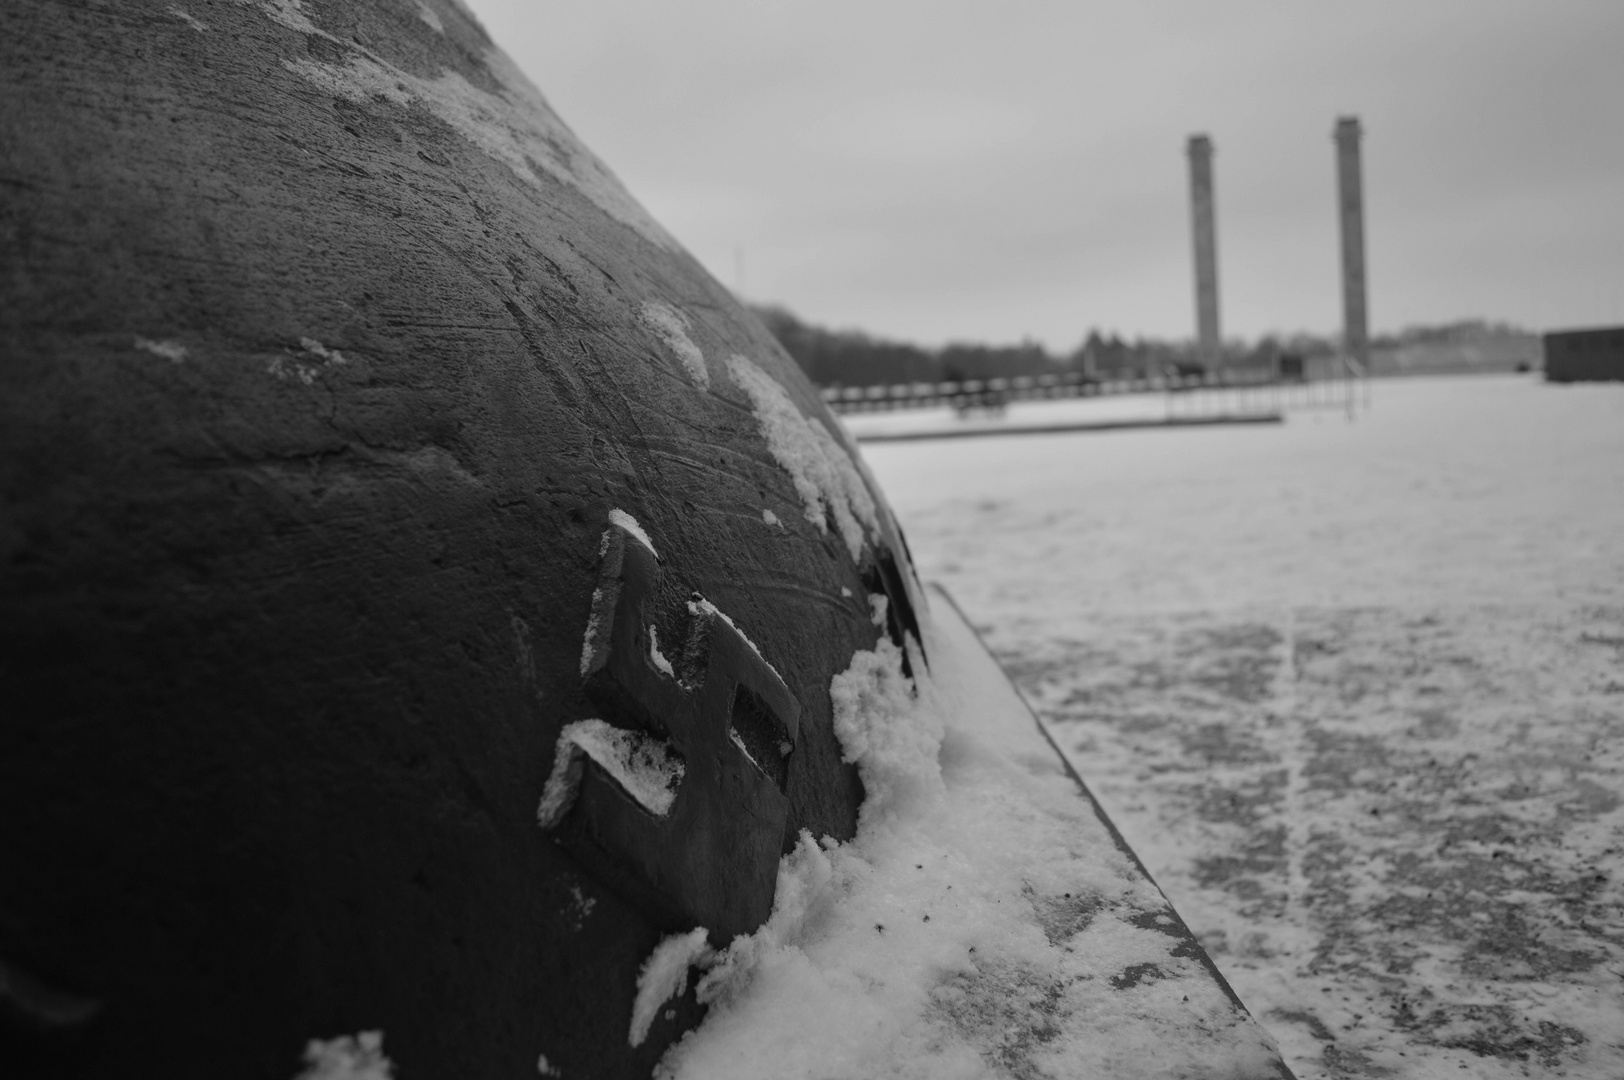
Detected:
left=294, top=1031, right=393, bottom=1080
left=726, top=354, right=879, bottom=562
left=537, top=720, right=684, bottom=827
left=640, top=300, right=709, bottom=387
left=262, top=1, right=676, bottom=250
left=630, top=928, right=715, bottom=1047
left=607, top=508, right=658, bottom=558
left=655, top=596, right=1283, bottom=1079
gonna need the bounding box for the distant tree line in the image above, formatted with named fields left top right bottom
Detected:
left=750, top=305, right=1536, bottom=389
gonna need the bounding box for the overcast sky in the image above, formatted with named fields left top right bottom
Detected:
left=464, top=0, right=1623, bottom=350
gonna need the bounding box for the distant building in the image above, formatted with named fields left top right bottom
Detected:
left=1544, top=326, right=1624, bottom=382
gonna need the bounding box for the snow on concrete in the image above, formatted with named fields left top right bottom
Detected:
left=294, top=1031, right=394, bottom=1080
left=860, top=375, right=1624, bottom=1079
left=631, top=928, right=715, bottom=1047
left=167, top=7, right=207, bottom=32
left=655, top=592, right=1285, bottom=1079
left=299, top=338, right=346, bottom=365
left=606, top=508, right=658, bottom=558
left=640, top=300, right=709, bottom=388
left=413, top=0, right=443, bottom=33
left=537, top=719, right=684, bottom=827
left=267, top=339, right=347, bottom=385
left=647, top=624, right=676, bottom=679
left=263, top=3, right=676, bottom=250
left=577, top=587, right=606, bottom=678
left=259, top=0, right=317, bottom=34
left=134, top=337, right=188, bottom=363
left=727, top=354, right=879, bottom=562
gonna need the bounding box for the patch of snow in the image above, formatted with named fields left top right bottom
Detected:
left=578, top=586, right=605, bottom=677
left=566, top=883, right=596, bottom=930
left=134, top=337, right=187, bottom=363
left=299, top=337, right=346, bottom=364
left=841, top=586, right=853, bottom=598
left=607, top=508, right=658, bottom=558
left=726, top=354, right=878, bottom=563
left=295, top=1031, right=393, bottom=1080
left=867, top=593, right=888, bottom=630
left=272, top=15, right=676, bottom=252
left=257, top=0, right=318, bottom=34
left=640, top=300, right=708, bottom=388
left=537, top=719, right=684, bottom=827
left=414, top=0, right=443, bottom=33
left=168, top=7, right=207, bottom=32
left=761, top=509, right=779, bottom=526
left=860, top=376, right=1624, bottom=615
left=266, top=356, right=317, bottom=385
left=266, top=339, right=347, bottom=385
left=648, top=625, right=675, bottom=678
left=536, top=1052, right=561, bottom=1077
left=630, top=927, right=714, bottom=1047
left=656, top=594, right=1284, bottom=1078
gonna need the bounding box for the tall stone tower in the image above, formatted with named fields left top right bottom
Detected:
left=1334, top=117, right=1369, bottom=368
left=1186, top=134, right=1221, bottom=373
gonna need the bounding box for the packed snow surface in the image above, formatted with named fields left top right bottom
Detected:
left=727, top=354, right=879, bottom=562
left=860, top=375, right=1624, bottom=1079
left=655, top=593, right=1283, bottom=1079
left=640, top=300, right=710, bottom=387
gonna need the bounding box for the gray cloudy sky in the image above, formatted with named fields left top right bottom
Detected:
left=465, top=0, right=1623, bottom=350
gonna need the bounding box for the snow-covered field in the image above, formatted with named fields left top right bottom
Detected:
left=857, top=375, right=1624, bottom=1079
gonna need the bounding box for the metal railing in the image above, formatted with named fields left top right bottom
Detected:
left=821, top=360, right=1370, bottom=420
left=1165, top=356, right=1369, bottom=422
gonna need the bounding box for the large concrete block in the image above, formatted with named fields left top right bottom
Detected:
left=0, top=2, right=923, bottom=1075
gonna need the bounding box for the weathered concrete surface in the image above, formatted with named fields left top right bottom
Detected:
left=1003, top=604, right=1624, bottom=1079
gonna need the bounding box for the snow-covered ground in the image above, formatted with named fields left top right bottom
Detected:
left=858, top=375, right=1624, bottom=1079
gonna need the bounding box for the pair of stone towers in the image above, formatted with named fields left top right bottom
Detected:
left=1185, top=119, right=1367, bottom=371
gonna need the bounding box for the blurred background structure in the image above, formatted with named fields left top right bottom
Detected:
left=1334, top=118, right=1369, bottom=372
left=1187, top=134, right=1221, bottom=374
